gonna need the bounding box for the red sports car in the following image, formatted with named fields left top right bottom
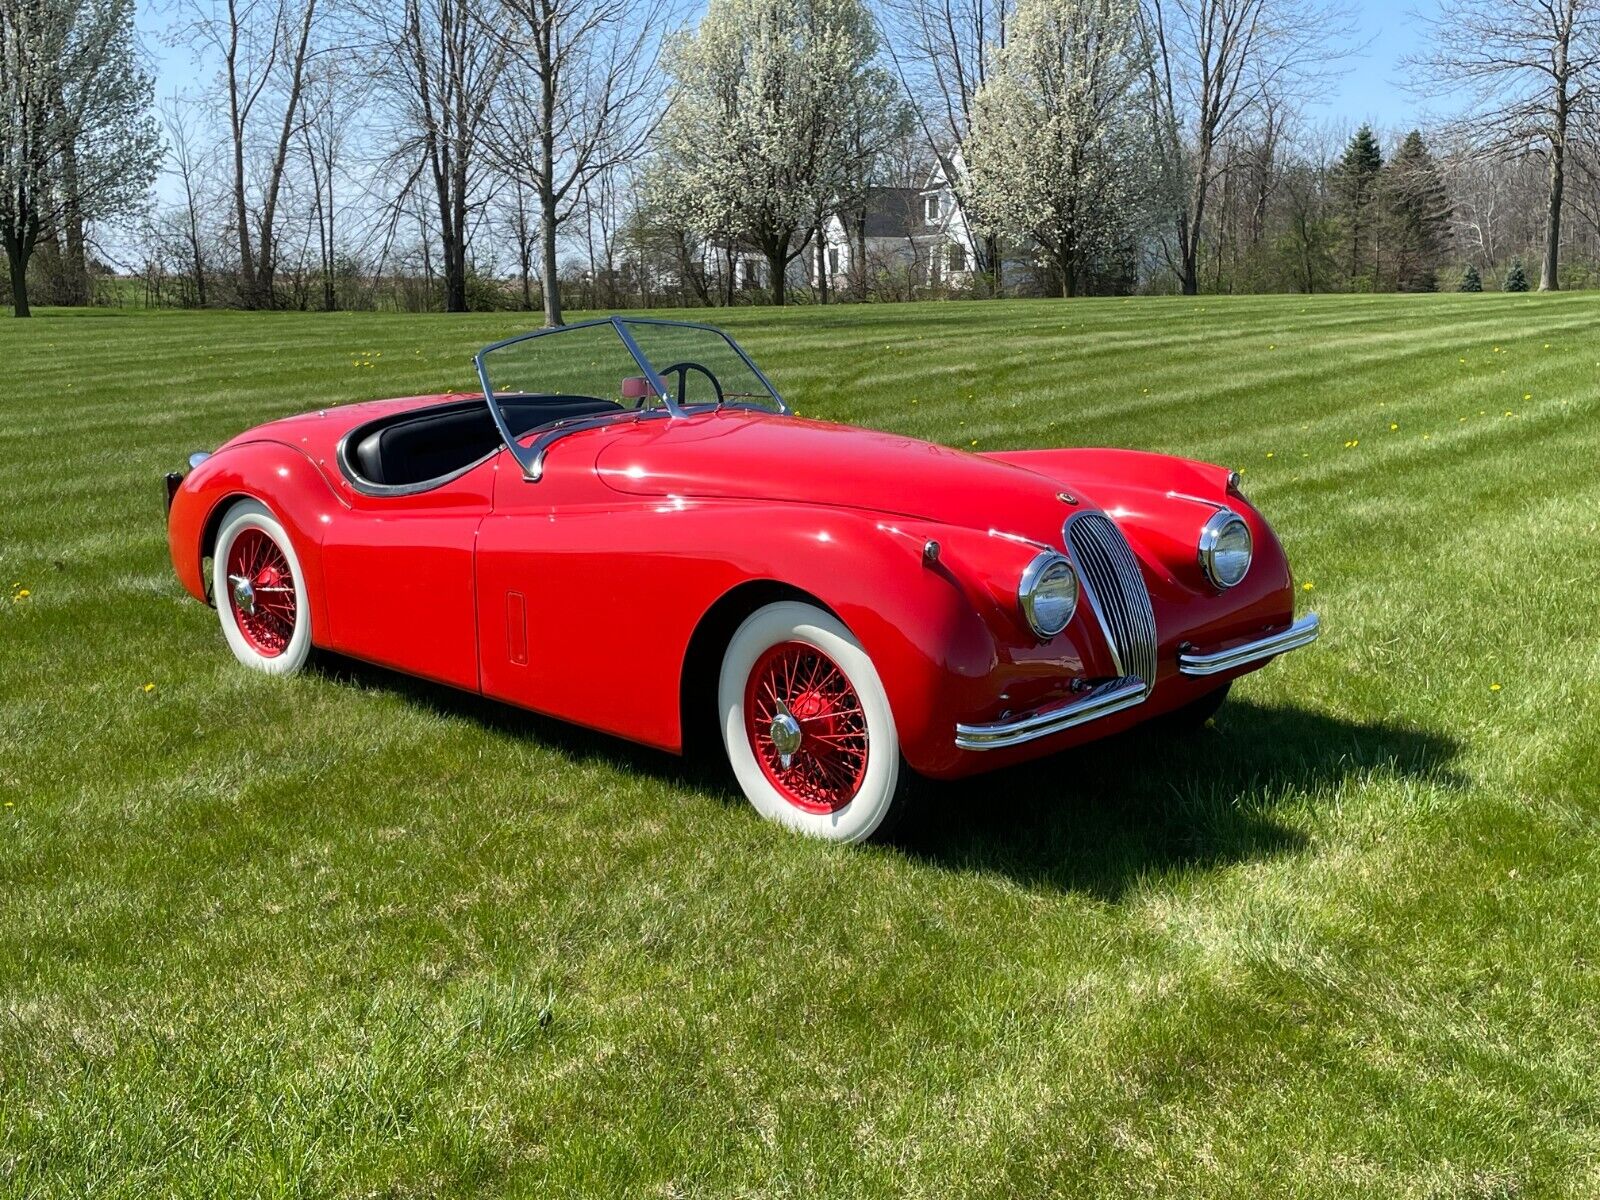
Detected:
left=166, top=317, right=1319, bottom=842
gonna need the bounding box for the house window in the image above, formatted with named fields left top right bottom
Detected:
left=947, top=243, right=966, bottom=272
left=828, top=247, right=841, bottom=275
left=924, top=194, right=941, bottom=225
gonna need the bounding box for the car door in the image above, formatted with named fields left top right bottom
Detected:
left=474, top=422, right=685, bottom=752
left=317, top=455, right=498, bottom=690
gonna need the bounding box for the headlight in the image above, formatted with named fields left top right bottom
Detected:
left=1019, top=552, right=1079, bottom=637
left=1198, top=511, right=1252, bottom=589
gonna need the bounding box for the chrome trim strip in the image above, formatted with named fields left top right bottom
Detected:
left=523, top=411, right=664, bottom=481
left=1178, top=613, right=1321, bottom=677
left=955, top=676, right=1149, bottom=751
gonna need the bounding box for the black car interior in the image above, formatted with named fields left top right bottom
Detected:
left=341, top=395, right=623, bottom=491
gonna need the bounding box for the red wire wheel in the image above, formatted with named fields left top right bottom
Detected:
left=225, top=527, right=299, bottom=658
left=744, top=640, right=871, bottom=813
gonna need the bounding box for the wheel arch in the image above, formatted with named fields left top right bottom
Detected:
left=196, top=491, right=264, bottom=603
left=678, top=580, right=842, bottom=761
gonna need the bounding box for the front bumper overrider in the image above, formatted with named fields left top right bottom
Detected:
left=953, top=613, right=1320, bottom=751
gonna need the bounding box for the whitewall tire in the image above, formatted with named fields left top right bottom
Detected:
left=212, top=499, right=312, bottom=676
left=718, top=600, right=903, bottom=842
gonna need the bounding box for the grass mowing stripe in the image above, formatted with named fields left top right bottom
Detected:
left=2, top=294, right=1599, bottom=1197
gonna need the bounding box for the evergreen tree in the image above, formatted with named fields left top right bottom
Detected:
left=1504, top=260, right=1529, bottom=292
left=1383, top=131, right=1452, bottom=292
left=1331, top=125, right=1383, bottom=289
left=1458, top=263, right=1482, bottom=292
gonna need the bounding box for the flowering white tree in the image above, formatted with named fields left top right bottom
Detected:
left=0, top=0, right=160, bottom=316
left=962, top=0, right=1148, bottom=296
left=658, top=0, right=901, bottom=305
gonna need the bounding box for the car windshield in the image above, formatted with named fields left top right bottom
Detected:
left=475, top=318, right=785, bottom=476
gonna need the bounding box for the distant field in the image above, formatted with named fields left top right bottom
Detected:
left=2, top=295, right=1598, bottom=1197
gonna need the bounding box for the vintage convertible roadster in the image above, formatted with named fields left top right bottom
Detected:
left=166, top=317, right=1318, bottom=841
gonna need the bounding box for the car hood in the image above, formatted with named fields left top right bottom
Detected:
left=595, top=410, right=1074, bottom=532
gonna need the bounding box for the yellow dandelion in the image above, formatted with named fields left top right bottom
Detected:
left=15, top=589, right=29, bottom=599
left=1265, top=452, right=1275, bottom=459
left=1389, top=423, right=1399, bottom=431
left=1490, top=682, right=1502, bottom=692
left=1504, top=410, right=1514, bottom=417
left=143, top=683, right=156, bottom=693
left=1523, top=393, right=1531, bottom=400
left=1302, top=581, right=1315, bottom=591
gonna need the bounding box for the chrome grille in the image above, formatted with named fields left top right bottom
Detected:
left=1064, top=513, right=1158, bottom=688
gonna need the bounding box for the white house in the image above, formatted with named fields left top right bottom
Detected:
left=810, top=156, right=979, bottom=291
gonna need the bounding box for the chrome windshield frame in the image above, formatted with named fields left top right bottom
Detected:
left=473, top=317, right=670, bottom=476
left=473, top=316, right=787, bottom=477
left=616, top=317, right=788, bottom=415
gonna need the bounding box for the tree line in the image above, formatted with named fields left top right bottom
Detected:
left=5, top=0, right=1600, bottom=319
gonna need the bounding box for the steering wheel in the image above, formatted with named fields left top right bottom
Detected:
left=658, top=361, right=723, bottom=408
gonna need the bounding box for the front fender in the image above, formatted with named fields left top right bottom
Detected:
left=990, top=447, right=1297, bottom=661
left=166, top=439, right=346, bottom=642
left=675, top=507, right=1111, bottom=776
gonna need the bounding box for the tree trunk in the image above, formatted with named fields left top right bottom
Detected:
left=7, top=246, right=31, bottom=317
left=540, top=188, right=562, bottom=326
left=854, top=211, right=867, bottom=299
left=766, top=246, right=787, bottom=305
left=61, top=165, right=88, bottom=305
left=816, top=224, right=829, bottom=304
left=1542, top=125, right=1565, bottom=292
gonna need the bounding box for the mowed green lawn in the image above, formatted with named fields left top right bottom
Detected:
left=2, top=295, right=1598, bottom=1197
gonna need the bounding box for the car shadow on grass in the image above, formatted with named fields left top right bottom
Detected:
left=893, top=699, right=1465, bottom=900
left=312, top=655, right=1461, bottom=901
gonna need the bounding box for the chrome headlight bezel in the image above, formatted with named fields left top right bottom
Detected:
left=1198, top=510, right=1253, bottom=589
left=1018, top=551, right=1079, bottom=638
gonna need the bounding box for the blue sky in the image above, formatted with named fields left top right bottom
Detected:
left=135, top=0, right=1451, bottom=141
left=1311, top=0, right=1444, bottom=132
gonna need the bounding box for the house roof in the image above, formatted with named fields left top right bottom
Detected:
left=853, top=187, right=922, bottom=239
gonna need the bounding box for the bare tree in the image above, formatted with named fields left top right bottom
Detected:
left=363, top=0, right=504, bottom=312
left=483, top=0, right=676, bottom=326
left=1137, top=0, right=1353, bottom=294
left=1411, top=0, right=1600, bottom=291
left=177, top=0, right=322, bottom=308
left=297, top=55, right=364, bottom=311
left=875, top=0, right=1012, bottom=286
left=500, top=181, right=540, bottom=310
left=0, top=0, right=161, bottom=316
left=160, top=96, right=214, bottom=306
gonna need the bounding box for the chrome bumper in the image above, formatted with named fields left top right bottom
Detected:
left=954, top=676, right=1148, bottom=751
left=953, top=613, right=1321, bottom=752
left=1177, top=613, right=1321, bottom=677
